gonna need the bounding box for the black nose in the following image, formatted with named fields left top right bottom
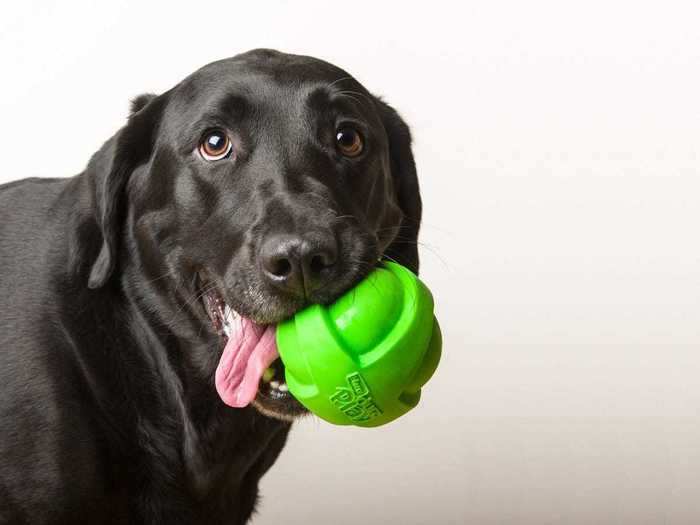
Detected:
left=260, top=232, right=338, bottom=298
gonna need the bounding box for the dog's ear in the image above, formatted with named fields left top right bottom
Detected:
left=129, top=93, right=158, bottom=114
left=375, top=99, right=422, bottom=274
left=87, top=92, right=167, bottom=289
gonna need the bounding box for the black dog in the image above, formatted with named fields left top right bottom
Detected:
left=0, top=49, right=421, bottom=524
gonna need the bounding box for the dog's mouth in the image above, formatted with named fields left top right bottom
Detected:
left=200, top=281, right=307, bottom=421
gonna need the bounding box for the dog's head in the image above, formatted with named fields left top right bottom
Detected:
left=85, top=49, right=421, bottom=420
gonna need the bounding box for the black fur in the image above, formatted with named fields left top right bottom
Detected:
left=0, top=49, right=421, bottom=524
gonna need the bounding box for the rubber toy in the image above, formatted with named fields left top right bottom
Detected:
left=276, top=262, right=441, bottom=427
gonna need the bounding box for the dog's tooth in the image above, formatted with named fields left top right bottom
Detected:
left=270, top=380, right=280, bottom=390
left=278, top=383, right=289, bottom=392
left=221, top=305, right=239, bottom=338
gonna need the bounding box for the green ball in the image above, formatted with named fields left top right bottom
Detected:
left=276, top=262, right=442, bottom=427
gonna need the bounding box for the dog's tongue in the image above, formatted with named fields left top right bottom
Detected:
left=215, top=315, right=279, bottom=408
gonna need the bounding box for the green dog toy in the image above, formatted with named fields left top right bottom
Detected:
left=276, top=262, right=441, bottom=427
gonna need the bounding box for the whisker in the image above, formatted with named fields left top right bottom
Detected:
left=326, top=76, right=354, bottom=90
left=335, top=93, right=363, bottom=106
left=163, top=282, right=218, bottom=330
left=332, top=214, right=356, bottom=222
left=336, top=90, right=373, bottom=104
left=141, top=268, right=179, bottom=286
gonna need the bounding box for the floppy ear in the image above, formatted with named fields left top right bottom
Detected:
left=375, top=99, right=423, bottom=274
left=87, top=93, right=165, bottom=289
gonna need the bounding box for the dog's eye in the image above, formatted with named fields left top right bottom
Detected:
left=199, top=130, right=233, bottom=161
left=335, top=126, right=363, bottom=158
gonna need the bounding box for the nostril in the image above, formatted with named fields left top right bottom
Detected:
left=260, top=234, right=308, bottom=297
left=309, top=254, right=328, bottom=275
left=267, top=256, right=293, bottom=278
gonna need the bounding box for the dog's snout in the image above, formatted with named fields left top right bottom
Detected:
left=260, top=232, right=338, bottom=298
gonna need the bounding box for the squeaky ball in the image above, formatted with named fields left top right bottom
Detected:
left=276, top=262, right=441, bottom=427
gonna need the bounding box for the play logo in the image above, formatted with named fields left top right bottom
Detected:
left=329, top=372, right=383, bottom=423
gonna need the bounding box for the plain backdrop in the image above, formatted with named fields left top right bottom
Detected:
left=1, top=1, right=699, bottom=524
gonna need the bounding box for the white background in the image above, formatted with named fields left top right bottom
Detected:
left=2, top=1, right=699, bottom=523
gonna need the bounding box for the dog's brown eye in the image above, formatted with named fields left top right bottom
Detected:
left=335, top=127, right=363, bottom=157
left=199, top=130, right=232, bottom=161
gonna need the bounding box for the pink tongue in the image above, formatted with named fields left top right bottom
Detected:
left=215, top=315, right=279, bottom=408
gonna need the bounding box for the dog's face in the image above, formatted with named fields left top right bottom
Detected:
left=86, top=49, right=421, bottom=421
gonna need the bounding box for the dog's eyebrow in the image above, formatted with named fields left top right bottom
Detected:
left=322, top=76, right=374, bottom=107
left=218, top=94, right=250, bottom=118
left=330, top=89, right=374, bottom=109
left=177, top=95, right=250, bottom=154
left=308, top=84, right=374, bottom=116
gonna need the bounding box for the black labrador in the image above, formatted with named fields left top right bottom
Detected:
left=0, top=49, right=421, bottom=524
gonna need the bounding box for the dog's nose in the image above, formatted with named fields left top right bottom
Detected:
left=260, top=232, right=338, bottom=298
